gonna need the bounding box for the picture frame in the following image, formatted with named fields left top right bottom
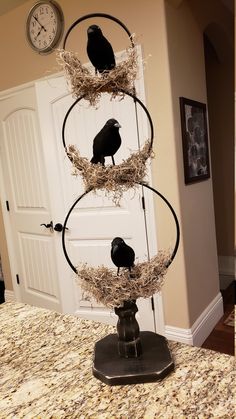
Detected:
left=179, top=97, right=210, bottom=184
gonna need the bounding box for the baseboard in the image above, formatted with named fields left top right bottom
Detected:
left=4, top=289, right=16, bottom=302
left=164, top=324, right=193, bottom=345
left=165, top=292, right=223, bottom=347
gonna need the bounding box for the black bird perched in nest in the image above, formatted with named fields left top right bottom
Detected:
left=87, top=24, right=116, bottom=74
left=111, top=237, right=135, bottom=275
left=91, top=118, right=122, bottom=165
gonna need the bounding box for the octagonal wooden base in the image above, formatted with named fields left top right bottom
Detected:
left=93, top=331, right=174, bottom=386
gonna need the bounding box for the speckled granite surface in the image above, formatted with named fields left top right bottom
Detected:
left=0, top=302, right=235, bottom=418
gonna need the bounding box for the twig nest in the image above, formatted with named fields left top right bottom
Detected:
left=75, top=251, right=170, bottom=308
left=56, top=40, right=138, bottom=106
left=67, top=140, right=154, bottom=203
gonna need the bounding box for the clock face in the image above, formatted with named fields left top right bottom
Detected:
left=26, top=1, right=64, bottom=54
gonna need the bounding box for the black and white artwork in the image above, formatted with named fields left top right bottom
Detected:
left=179, top=97, right=210, bottom=184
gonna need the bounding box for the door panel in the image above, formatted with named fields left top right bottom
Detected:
left=0, top=87, right=61, bottom=311
left=4, top=109, right=47, bottom=210
left=19, top=233, right=59, bottom=300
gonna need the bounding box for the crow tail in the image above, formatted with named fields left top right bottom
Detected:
left=91, top=155, right=105, bottom=165
left=91, top=156, right=98, bottom=164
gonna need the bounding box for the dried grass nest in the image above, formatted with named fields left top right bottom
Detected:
left=75, top=250, right=171, bottom=308
left=67, top=140, right=154, bottom=202
left=56, top=39, right=138, bottom=106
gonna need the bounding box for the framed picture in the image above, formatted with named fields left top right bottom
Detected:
left=179, top=97, right=210, bottom=184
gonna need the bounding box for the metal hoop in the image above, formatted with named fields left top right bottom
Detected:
left=138, top=182, right=180, bottom=268
left=62, top=184, right=180, bottom=274
left=63, top=13, right=134, bottom=50
left=62, top=188, right=92, bottom=273
left=62, top=89, right=154, bottom=163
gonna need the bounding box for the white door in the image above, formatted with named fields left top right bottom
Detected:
left=36, top=71, right=156, bottom=330
left=0, top=86, right=62, bottom=312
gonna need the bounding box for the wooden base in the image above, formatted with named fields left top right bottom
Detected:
left=93, top=331, right=174, bottom=385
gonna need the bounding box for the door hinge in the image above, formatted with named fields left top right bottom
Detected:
left=151, top=296, right=155, bottom=311
left=6, top=201, right=10, bottom=212
left=16, top=274, right=20, bottom=285
left=141, top=196, right=146, bottom=210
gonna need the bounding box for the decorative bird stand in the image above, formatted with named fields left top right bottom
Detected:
left=93, top=300, right=175, bottom=385
left=60, top=13, right=180, bottom=386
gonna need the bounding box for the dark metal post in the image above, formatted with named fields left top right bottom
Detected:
left=115, top=300, right=142, bottom=358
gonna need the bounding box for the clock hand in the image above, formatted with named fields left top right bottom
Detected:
left=33, top=15, right=47, bottom=32
left=35, top=28, right=42, bottom=39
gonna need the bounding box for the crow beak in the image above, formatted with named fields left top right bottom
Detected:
left=114, top=122, right=121, bottom=128
left=88, top=27, right=94, bottom=34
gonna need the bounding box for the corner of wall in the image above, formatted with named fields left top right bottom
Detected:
left=165, top=291, right=223, bottom=346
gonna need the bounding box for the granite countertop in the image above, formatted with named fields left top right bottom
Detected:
left=0, top=302, right=234, bottom=418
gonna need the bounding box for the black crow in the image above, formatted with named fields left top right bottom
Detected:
left=111, top=237, right=135, bottom=275
left=91, top=118, right=121, bottom=165
left=87, top=25, right=116, bottom=74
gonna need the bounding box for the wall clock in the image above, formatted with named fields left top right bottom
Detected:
left=26, top=1, right=64, bottom=54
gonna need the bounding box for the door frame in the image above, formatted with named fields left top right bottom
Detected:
left=0, top=66, right=165, bottom=333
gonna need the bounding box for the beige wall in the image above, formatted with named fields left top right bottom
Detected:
left=0, top=0, right=224, bottom=328
left=235, top=10, right=236, bottom=252
left=188, top=0, right=234, bottom=259
left=163, top=0, right=221, bottom=326
left=205, top=33, right=234, bottom=257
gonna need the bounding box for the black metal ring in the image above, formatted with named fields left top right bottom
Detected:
left=63, top=13, right=134, bottom=51
left=62, top=89, right=154, bottom=162
left=62, top=188, right=92, bottom=273
left=138, top=182, right=180, bottom=268
left=62, top=184, right=180, bottom=274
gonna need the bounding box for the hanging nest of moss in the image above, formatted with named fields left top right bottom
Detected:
left=75, top=250, right=171, bottom=308
left=67, top=140, right=154, bottom=203
left=56, top=38, right=138, bottom=106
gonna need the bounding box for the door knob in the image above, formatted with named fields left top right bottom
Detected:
left=40, top=221, right=53, bottom=232
left=54, top=223, right=68, bottom=232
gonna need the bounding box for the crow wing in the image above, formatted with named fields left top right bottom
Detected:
left=87, top=36, right=115, bottom=73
